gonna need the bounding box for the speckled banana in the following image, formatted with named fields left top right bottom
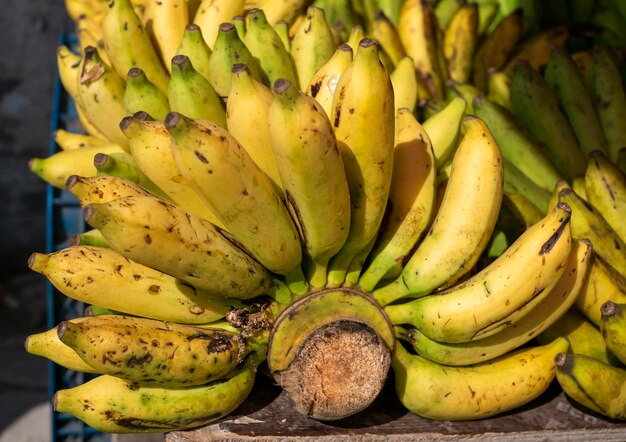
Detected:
left=398, top=0, right=444, bottom=100
left=503, top=26, right=570, bottom=75
left=555, top=352, right=626, bottom=421
left=82, top=193, right=282, bottom=298
left=421, top=96, right=466, bottom=169
left=226, top=64, right=282, bottom=195
left=305, top=43, right=353, bottom=120
left=243, top=8, right=298, bottom=88
left=57, top=315, right=243, bottom=386
left=66, top=174, right=158, bottom=206
left=168, top=54, right=227, bottom=127
left=393, top=336, right=569, bottom=421
left=585, top=150, right=626, bottom=244
left=56, top=45, right=84, bottom=109
left=359, top=109, right=436, bottom=292
left=384, top=203, right=572, bottom=343
left=268, top=79, right=351, bottom=289
left=119, top=113, right=225, bottom=228
left=53, top=129, right=107, bottom=151
left=193, top=0, right=246, bottom=49
left=28, top=245, right=238, bottom=324
left=290, top=6, right=336, bottom=91
left=395, top=238, right=592, bottom=366
left=165, top=112, right=302, bottom=277
left=93, top=152, right=167, bottom=198
left=25, top=318, right=99, bottom=373
left=442, top=3, right=478, bottom=84
left=175, top=23, right=213, bottom=82
left=374, top=116, right=503, bottom=306
left=101, top=0, right=169, bottom=94
left=53, top=356, right=259, bottom=433
left=143, top=0, right=188, bottom=74
left=28, top=143, right=125, bottom=189
left=326, top=38, right=395, bottom=288
left=601, top=301, right=626, bottom=365
left=76, top=46, right=130, bottom=148
left=123, top=67, right=170, bottom=120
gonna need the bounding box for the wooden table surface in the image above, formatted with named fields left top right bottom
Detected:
left=165, top=368, right=626, bottom=441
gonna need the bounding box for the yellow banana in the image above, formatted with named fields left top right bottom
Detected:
left=53, top=128, right=110, bottom=150
left=384, top=203, right=572, bottom=343
left=421, top=96, right=466, bottom=169
left=119, top=113, right=225, bottom=227
left=143, top=0, right=189, bottom=73
left=65, top=173, right=159, bottom=206
left=395, top=238, right=592, bottom=366
left=82, top=193, right=282, bottom=297
left=389, top=56, right=429, bottom=114
left=374, top=116, right=503, bottom=306
left=486, top=69, right=512, bottom=110
left=504, top=26, right=570, bottom=74
left=93, top=152, right=168, bottom=198
left=193, top=0, right=245, bottom=49
left=442, top=3, right=478, bottom=84
left=393, top=336, right=569, bottom=420
left=601, top=301, right=626, bottom=365
left=56, top=44, right=82, bottom=103
left=359, top=108, right=436, bottom=292
left=123, top=67, right=170, bottom=120
left=101, top=0, right=169, bottom=94
left=165, top=112, right=302, bottom=276
left=369, top=9, right=406, bottom=67
left=254, top=0, right=310, bottom=25
left=57, top=315, right=243, bottom=386
left=268, top=79, right=351, bottom=288
left=326, top=38, right=395, bottom=287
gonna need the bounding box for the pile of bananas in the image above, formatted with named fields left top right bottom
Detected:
left=25, top=0, right=626, bottom=434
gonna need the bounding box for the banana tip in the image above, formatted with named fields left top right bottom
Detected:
left=164, top=112, right=181, bottom=129
left=554, top=351, right=569, bottom=368
left=65, top=174, right=79, bottom=190
left=601, top=301, right=617, bottom=318
left=57, top=321, right=69, bottom=340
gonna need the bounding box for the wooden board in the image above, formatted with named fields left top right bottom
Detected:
left=165, top=368, right=626, bottom=441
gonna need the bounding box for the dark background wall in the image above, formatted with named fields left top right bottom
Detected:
left=0, top=0, right=71, bottom=434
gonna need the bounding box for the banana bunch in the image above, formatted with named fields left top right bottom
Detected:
left=26, top=0, right=626, bottom=434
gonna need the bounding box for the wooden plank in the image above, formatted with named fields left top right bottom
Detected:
left=165, top=370, right=626, bottom=441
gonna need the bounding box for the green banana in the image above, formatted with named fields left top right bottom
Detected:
left=168, top=54, right=226, bottom=128
left=69, top=228, right=110, bottom=248
left=374, top=116, right=503, bottom=306
left=326, top=38, right=395, bottom=287
left=93, top=151, right=167, bottom=199
left=503, top=158, right=551, bottom=214
left=165, top=112, right=302, bottom=277
left=123, top=67, right=170, bottom=120
left=393, top=336, right=569, bottom=420
left=434, top=0, right=464, bottom=29
left=273, top=20, right=291, bottom=52
left=268, top=79, right=351, bottom=289
left=601, top=301, right=626, bottom=365
left=175, top=23, right=213, bottom=83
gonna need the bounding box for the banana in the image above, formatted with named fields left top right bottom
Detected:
left=503, top=158, right=551, bottom=214
left=120, top=113, right=225, bottom=227
left=82, top=193, right=282, bottom=298
left=70, top=228, right=110, bottom=248
left=53, top=359, right=258, bottom=433
left=617, top=148, right=626, bottom=176
left=377, top=0, right=403, bottom=26
left=395, top=238, right=592, bottom=366
left=398, top=0, right=444, bottom=100
left=243, top=8, right=298, bottom=88
left=575, top=255, right=626, bottom=327
left=56, top=44, right=83, bottom=104
left=433, top=0, right=463, bottom=29
left=226, top=64, right=282, bottom=194
left=393, top=336, right=569, bottom=420
left=589, top=46, right=626, bottom=163
left=504, top=26, right=570, bottom=74
left=537, top=307, right=622, bottom=366
left=510, top=60, right=586, bottom=182
left=369, top=9, right=406, bottom=68
left=101, top=0, right=169, bottom=94
left=123, top=67, right=170, bottom=120
left=359, top=108, right=436, bottom=292
left=143, top=0, right=188, bottom=73
left=305, top=43, right=353, bottom=120
left=476, top=0, right=499, bottom=35
left=585, top=150, right=626, bottom=243
left=232, top=14, right=246, bottom=39
left=384, top=203, right=572, bottom=343
left=473, top=96, right=562, bottom=193
left=175, top=23, right=213, bottom=82
left=253, top=0, right=310, bottom=25
left=28, top=245, right=241, bottom=323
left=555, top=352, right=626, bottom=420
left=558, top=187, right=626, bottom=278
left=345, top=24, right=365, bottom=54
left=601, top=301, right=626, bottom=365
left=168, top=54, right=227, bottom=127
left=53, top=128, right=109, bottom=151
left=165, top=112, right=302, bottom=277
left=65, top=174, right=155, bottom=206
left=373, top=116, right=503, bottom=306
left=208, top=22, right=262, bottom=99
left=193, top=0, right=245, bottom=49
left=472, top=9, right=523, bottom=92
left=25, top=319, right=99, bottom=373
left=57, top=315, right=243, bottom=386
left=273, top=20, right=291, bottom=52
left=76, top=46, right=130, bottom=148
left=268, top=79, right=350, bottom=288
left=93, top=152, right=167, bottom=198
left=390, top=56, right=429, bottom=114
left=290, top=6, right=336, bottom=91
left=544, top=46, right=608, bottom=157
left=421, top=96, right=466, bottom=169
left=442, top=4, right=478, bottom=84
left=29, top=144, right=125, bottom=189
left=486, top=69, right=512, bottom=111
left=444, top=80, right=481, bottom=114
left=325, top=38, right=395, bottom=287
